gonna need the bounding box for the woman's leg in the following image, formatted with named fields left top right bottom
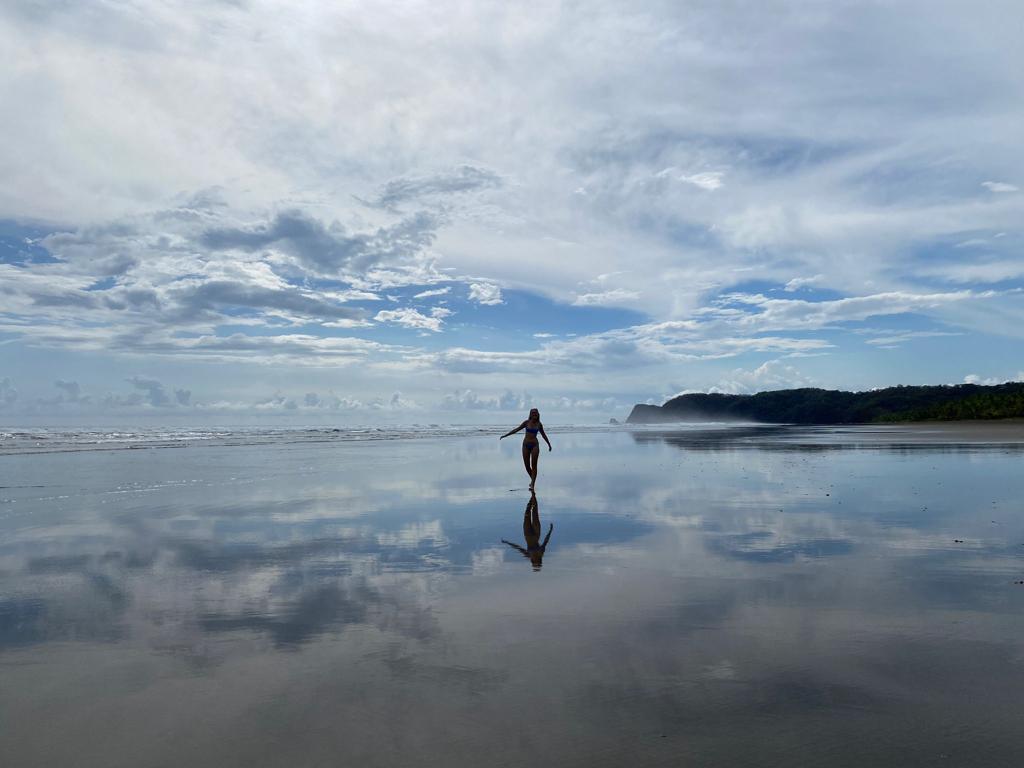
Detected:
left=522, top=444, right=532, bottom=481
left=529, top=446, right=539, bottom=488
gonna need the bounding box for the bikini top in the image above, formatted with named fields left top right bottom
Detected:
left=525, top=424, right=540, bottom=434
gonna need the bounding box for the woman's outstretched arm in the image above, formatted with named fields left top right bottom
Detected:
left=499, top=421, right=527, bottom=439
left=540, top=424, right=552, bottom=451
left=501, top=539, right=529, bottom=555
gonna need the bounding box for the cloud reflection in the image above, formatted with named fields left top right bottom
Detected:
left=3, top=429, right=1024, bottom=765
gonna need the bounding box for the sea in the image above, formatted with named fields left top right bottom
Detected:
left=2, top=422, right=1023, bottom=766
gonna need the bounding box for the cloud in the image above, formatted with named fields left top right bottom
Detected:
left=423, top=324, right=833, bottom=375
left=54, top=379, right=84, bottom=403
left=540, top=395, right=619, bottom=412
left=680, top=172, right=723, bottom=190
left=364, top=166, right=502, bottom=210
left=704, top=290, right=985, bottom=332
left=674, top=359, right=816, bottom=396
left=200, top=210, right=437, bottom=275
left=963, top=374, right=1005, bottom=386
left=442, top=389, right=531, bottom=411
left=388, top=391, right=417, bottom=410
left=168, top=278, right=368, bottom=323
left=126, top=376, right=172, bottom=407
left=863, top=330, right=961, bottom=347
left=413, top=287, right=450, bottom=299
left=656, top=168, right=724, bottom=190
left=214, top=389, right=408, bottom=412
left=443, top=389, right=499, bottom=410
left=440, top=388, right=615, bottom=412
left=0, top=208, right=400, bottom=355
left=374, top=307, right=445, bottom=332
left=255, top=392, right=298, bottom=410
left=467, top=283, right=503, bottom=305
left=285, top=392, right=368, bottom=411
left=784, top=275, right=825, bottom=292
left=918, top=259, right=1024, bottom=285
left=252, top=389, right=418, bottom=412
left=2, top=1, right=1024, bottom=411
left=118, top=333, right=405, bottom=366
left=981, top=181, right=1018, bottom=193
left=573, top=289, right=640, bottom=306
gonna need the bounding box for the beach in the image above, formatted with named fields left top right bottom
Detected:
left=2, top=423, right=1024, bottom=766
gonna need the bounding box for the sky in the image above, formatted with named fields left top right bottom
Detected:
left=1, top=0, right=1023, bottom=424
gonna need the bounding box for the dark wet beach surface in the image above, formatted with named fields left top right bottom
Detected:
left=2, top=425, right=1024, bottom=766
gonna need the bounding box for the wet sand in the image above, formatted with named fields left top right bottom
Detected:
left=2, top=424, right=1023, bottom=766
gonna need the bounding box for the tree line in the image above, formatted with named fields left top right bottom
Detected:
left=626, top=382, right=1024, bottom=424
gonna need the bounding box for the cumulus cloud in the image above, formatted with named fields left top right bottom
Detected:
left=963, top=374, right=1002, bottom=385
left=440, top=388, right=616, bottom=412
left=388, top=392, right=417, bottom=410
left=256, top=392, right=298, bottom=410
left=674, top=359, right=816, bottom=396
left=544, top=395, right=619, bottom=411
left=287, top=392, right=368, bottom=410
left=374, top=307, right=445, bottom=332
left=54, top=379, right=84, bottom=403
left=443, top=389, right=498, bottom=410
left=127, top=376, right=172, bottom=407
left=73, top=377, right=189, bottom=410
left=443, top=389, right=531, bottom=411
left=203, top=388, right=416, bottom=412
left=467, top=283, right=503, bottom=305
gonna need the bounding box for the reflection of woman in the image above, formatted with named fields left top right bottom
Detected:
left=502, top=492, right=553, bottom=571
left=499, top=408, right=552, bottom=491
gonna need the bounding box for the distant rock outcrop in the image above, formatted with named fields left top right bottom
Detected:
left=626, top=383, right=1024, bottom=425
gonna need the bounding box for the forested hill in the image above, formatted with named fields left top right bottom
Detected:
left=626, top=382, right=1024, bottom=425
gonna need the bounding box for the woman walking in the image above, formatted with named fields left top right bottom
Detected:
left=499, top=408, right=552, bottom=490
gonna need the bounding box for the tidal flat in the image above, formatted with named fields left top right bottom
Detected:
left=2, top=424, right=1023, bottom=766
